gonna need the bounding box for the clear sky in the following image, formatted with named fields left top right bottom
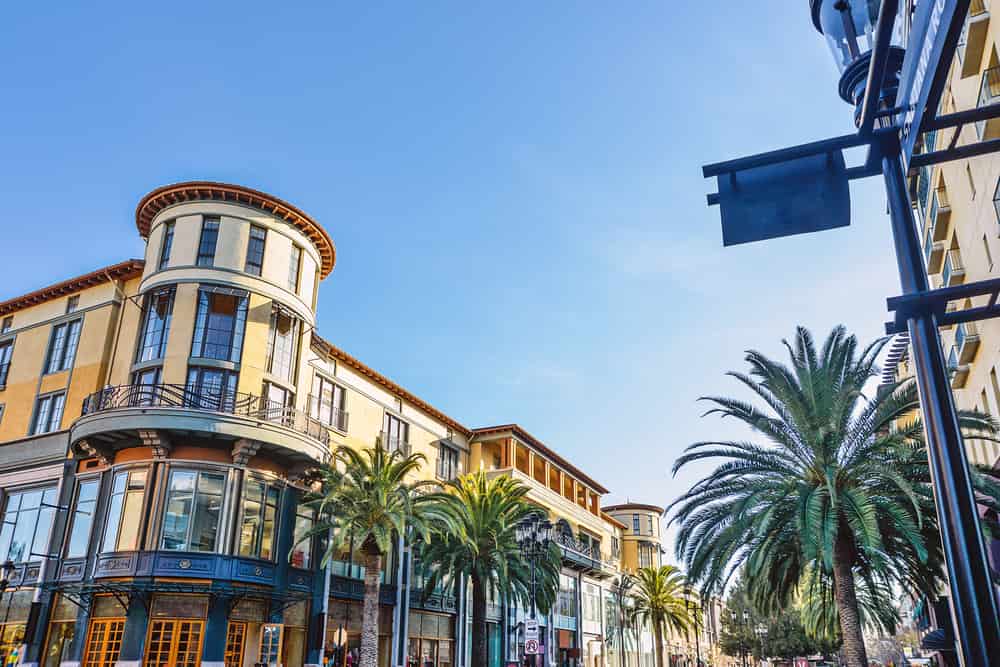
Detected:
left=0, top=1, right=902, bottom=558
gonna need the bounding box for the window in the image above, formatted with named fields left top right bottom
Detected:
left=437, top=444, right=459, bottom=480
left=0, top=340, right=12, bottom=387
left=224, top=622, right=247, bottom=667
left=262, top=382, right=292, bottom=422
left=66, top=296, right=79, bottom=313
left=197, top=217, right=220, bottom=266
left=967, top=163, right=977, bottom=199
left=0, top=404, right=4, bottom=425
left=191, top=289, right=248, bottom=361
left=582, top=583, right=601, bottom=623
left=65, top=479, right=100, bottom=558
left=132, top=367, right=162, bottom=406
left=245, top=225, right=267, bottom=276
left=265, top=306, right=299, bottom=383
left=136, top=289, right=174, bottom=363
left=382, top=413, right=409, bottom=453
left=291, top=505, right=315, bottom=569
left=31, top=392, right=66, bottom=435
left=647, top=515, right=654, bottom=536
left=101, top=469, right=147, bottom=552
left=259, top=624, right=283, bottom=666
left=239, top=478, right=280, bottom=560
left=310, top=375, right=347, bottom=431
left=146, top=620, right=203, bottom=667
left=45, top=319, right=82, bottom=373
left=0, top=486, right=57, bottom=562
left=632, top=514, right=640, bottom=535
left=161, top=469, right=226, bottom=552
left=186, top=367, right=239, bottom=411
left=44, top=595, right=79, bottom=667
left=0, top=317, right=11, bottom=334
left=158, top=221, right=175, bottom=270
left=81, top=618, right=125, bottom=667
left=288, top=245, right=302, bottom=292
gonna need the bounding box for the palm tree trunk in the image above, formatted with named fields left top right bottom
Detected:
left=832, top=530, right=868, bottom=667
left=360, top=548, right=383, bottom=667
left=471, top=574, right=489, bottom=667
left=653, top=621, right=664, bottom=667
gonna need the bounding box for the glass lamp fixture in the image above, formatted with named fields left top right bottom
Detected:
left=810, top=0, right=906, bottom=123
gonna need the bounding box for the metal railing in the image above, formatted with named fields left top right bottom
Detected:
left=81, top=383, right=330, bottom=446
left=977, top=66, right=1000, bottom=138
left=553, top=530, right=601, bottom=562
left=943, top=249, right=964, bottom=284
left=948, top=346, right=961, bottom=372
left=378, top=431, right=410, bottom=456
left=306, top=394, right=349, bottom=432
left=956, top=321, right=979, bottom=350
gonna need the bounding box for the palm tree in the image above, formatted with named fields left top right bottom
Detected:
left=799, top=564, right=899, bottom=642
left=305, top=445, right=443, bottom=667
left=669, top=325, right=1000, bottom=667
left=629, top=565, right=694, bottom=667
left=417, top=471, right=560, bottom=667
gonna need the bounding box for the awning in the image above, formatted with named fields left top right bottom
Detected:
left=920, top=628, right=955, bottom=651
left=41, top=578, right=310, bottom=615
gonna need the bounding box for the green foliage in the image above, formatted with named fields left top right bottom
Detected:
left=629, top=565, right=695, bottom=638
left=303, top=445, right=446, bottom=561
left=416, top=471, right=561, bottom=613
left=669, top=325, right=1000, bottom=652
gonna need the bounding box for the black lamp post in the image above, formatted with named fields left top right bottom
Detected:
left=515, top=515, right=553, bottom=621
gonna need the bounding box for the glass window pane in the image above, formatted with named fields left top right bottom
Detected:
left=118, top=485, right=145, bottom=551
left=66, top=480, right=99, bottom=558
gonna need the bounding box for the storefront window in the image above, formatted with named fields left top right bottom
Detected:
left=407, top=612, right=454, bottom=667
left=161, top=469, right=226, bottom=552
left=101, top=469, right=147, bottom=552
left=239, top=478, right=280, bottom=560
left=291, top=505, right=315, bottom=569
left=43, top=595, right=78, bottom=667
left=556, top=573, right=578, bottom=619
left=0, top=591, right=31, bottom=666
left=259, top=624, right=283, bottom=666
left=0, top=485, right=57, bottom=562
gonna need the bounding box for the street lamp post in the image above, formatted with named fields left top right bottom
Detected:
left=703, top=2, right=1000, bottom=665
left=516, top=515, right=552, bottom=666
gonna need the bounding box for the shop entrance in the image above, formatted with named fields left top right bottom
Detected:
left=81, top=618, right=126, bottom=667
left=144, top=619, right=204, bottom=667
left=224, top=622, right=247, bottom=667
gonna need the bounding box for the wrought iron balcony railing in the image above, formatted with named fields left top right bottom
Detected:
left=306, top=394, right=349, bottom=432
left=81, top=383, right=330, bottom=446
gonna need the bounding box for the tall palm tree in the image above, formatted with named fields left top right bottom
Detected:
left=629, top=565, right=694, bottom=667
left=304, top=445, right=443, bottom=667
left=669, top=325, right=1000, bottom=667
left=417, top=471, right=560, bottom=667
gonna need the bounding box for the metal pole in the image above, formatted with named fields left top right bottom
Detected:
left=882, top=141, right=1000, bottom=667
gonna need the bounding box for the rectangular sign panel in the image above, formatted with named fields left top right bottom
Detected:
left=896, top=0, right=965, bottom=166
left=717, top=151, right=850, bottom=246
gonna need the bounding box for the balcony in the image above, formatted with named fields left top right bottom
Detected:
left=930, top=188, right=952, bottom=242
left=948, top=347, right=970, bottom=389
left=378, top=431, right=410, bottom=456
left=955, top=321, right=982, bottom=364
left=915, top=165, right=932, bottom=221
left=307, top=394, right=349, bottom=432
left=72, top=383, right=331, bottom=464
left=943, top=249, right=966, bottom=286
left=925, top=234, right=946, bottom=274
left=959, top=0, right=991, bottom=79
left=977, top=66, right=1000, bottom=139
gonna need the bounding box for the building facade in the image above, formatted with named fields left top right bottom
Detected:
left=0, top=182, right=692, bottom=667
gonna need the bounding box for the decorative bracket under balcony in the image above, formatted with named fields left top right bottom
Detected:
left=77, top=439, right=113, bottom=466
left=232, top=438, right=261, bottom=466
left=138, top=429, right=172, bottom=459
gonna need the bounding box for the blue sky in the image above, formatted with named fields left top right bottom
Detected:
left=0, top=1, right=901, bottom=556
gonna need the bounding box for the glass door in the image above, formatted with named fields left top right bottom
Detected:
left=145, top=619, right=204, bottom=667
left=81, top=619, right=125, bottom=667
left=224, top=622, right=246, bottom=667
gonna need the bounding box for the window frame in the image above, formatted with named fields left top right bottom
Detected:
left=238, top=477, right=281, bottom=561
left=135, top=288, right=175, bottom=363
left=30, top=391, right=67, bottom=435
left=64, top=476, right=100, bottom=559
left=100, top=468, right=149, bottom=553
left=158, top=221, right=175, bottom=270
left=632, top=514, right=640, bottom=535
left=287, top=245, right=302, bottom=292
left=0, top=317, right=12, bottom=334
left=190, top=288, right=249, bottom=362
left=290, top=504, right=316, bottom=570
left=245, top=225, right=267, bottom=276
left=0, top=484, right=59, bottom=563
left=44, top=318, right=83, bottom=374
left=310, top=374, right=347, bottom=432
left=185, top=366, right=239, bottom=411
left=382, top=413, right=409, bottom=453
left=66, top=296, right=79, bottom=314
left=0, top=338, right=13, bottom=387
left=196, top=217, right=221, bottom=267
left=264, top=305, right=300, bottom=383
left=159, top=468, right=228, bottom=553
left=436, top=443, right=459, bottom=481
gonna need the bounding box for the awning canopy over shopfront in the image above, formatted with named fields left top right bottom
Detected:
left=41, top=578, right=311, bottom=615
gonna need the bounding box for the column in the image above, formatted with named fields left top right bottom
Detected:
left=116, top=597, right=149, bottom=667
left=200, top=598, right=229, bottom=667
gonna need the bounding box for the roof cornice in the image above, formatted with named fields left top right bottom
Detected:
left=0, top=259, right=145, bottom=316
left=135, top=181, right=335, bottom=278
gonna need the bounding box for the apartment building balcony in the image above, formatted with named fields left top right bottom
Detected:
left=948, top=346, right=970, bottom=389
left=943, top=249, right=966, bottom=286
left=378, top=431, right=411, bottom=456
left=71, top=383, right=331, bottom=465
left=307, top=393, right=349, bottom=432
left=959, top=0, right=991, bottom=78
left=977, top=65, right=1000, bottom=139
left=930, top=187, right=952, bottom=242
left=955, top=321, right=982, bottom=364
left=925, top=234, right=946, bottom=274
